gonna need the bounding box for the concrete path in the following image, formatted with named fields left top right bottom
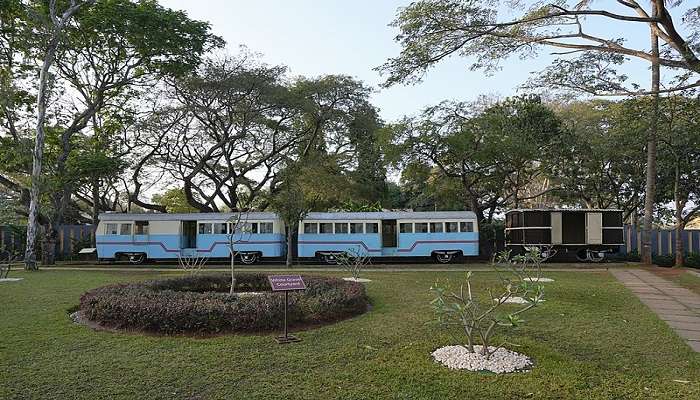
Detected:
left=611, top=269, right=700, bottom=352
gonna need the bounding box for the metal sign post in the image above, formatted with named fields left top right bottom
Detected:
left=267, top=275, right=306, bottom=344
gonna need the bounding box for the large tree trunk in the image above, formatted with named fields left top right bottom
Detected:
left=41, top=227, right=57, bottom=266
left=25, top=34, right=60, bottom=271
left=674, top=162, right=685, bottom=267
left=23, top=0, right=89, bottom=270
left=286, top=223, right=294, bottom=268
left=641, top=6, right=660, bottom=266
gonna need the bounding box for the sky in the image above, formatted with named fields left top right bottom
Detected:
left=158, top=0, right=688, bottom=122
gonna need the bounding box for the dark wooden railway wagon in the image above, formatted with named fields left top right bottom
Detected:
left=505, top=209, right=624, bottom=262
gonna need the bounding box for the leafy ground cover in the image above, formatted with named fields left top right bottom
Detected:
left=1, top=268, right=699, bottom=399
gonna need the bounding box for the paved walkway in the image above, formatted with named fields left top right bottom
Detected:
left=611, top=269, right=700, bottom=352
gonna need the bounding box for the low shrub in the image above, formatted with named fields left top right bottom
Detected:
left=652, top=255, right=675, bottom=267
left=686, top=253, right=700, bottom=269
left=79, top=274, right=368, bottom=334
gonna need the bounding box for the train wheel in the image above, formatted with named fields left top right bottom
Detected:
left=323, top=254, right=338, bottom=265
left=588, top=251, right=606, bottom=263
left=128, top=253, right=146, bottom=265
left=575, top=249, right=588, bottom=262
left=240, top=253, right=259, bottom=265
left=434, top=253, right=453, bottom=264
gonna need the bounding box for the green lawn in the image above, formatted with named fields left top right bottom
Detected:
left=2, top=268, right=699, bottom=399
left=666, top=270, right=700, bottom=295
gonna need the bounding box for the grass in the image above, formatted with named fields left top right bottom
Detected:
left=2, top=268, right=700, bottom=399
left=662, top=269, right=700, bottom=295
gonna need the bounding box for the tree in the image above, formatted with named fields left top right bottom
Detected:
left=151, top=188, right=200, bottom=213
left=549, top=99, right=648, bottom=220
left=0, top=0, right=221, bottom=267
left=379, top=0, right=700, bottom=264
left=163, top=56, right=306, bottom=212
left=657, top=93, right=700, bottom=266
left=25, top=0, right=95, bottom=270
left=395, top=95, right=562, bottom=223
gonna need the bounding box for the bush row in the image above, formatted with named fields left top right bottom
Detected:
left=651, top=253, right=700, bottom=268
left=79, top=274, right=369, bottom=334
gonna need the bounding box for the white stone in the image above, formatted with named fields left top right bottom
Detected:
left=236, top=292, right=266, bottom=297
left=524, top=277, right=554, bottom=283
left=495, top=296, right=545, bottom=304
left=0, top=278, right=23, bottom=282
left=342, top=277, right=372, bottom=282
left=70, top=311, right=85, bottom=325
left=432, top=345, right=532, bottom=374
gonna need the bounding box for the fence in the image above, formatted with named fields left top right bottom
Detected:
left=623, top=225, right=700, bottom=256
left=0, top=224, right=96, bottom=260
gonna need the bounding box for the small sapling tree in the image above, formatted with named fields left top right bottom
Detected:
left=177, top=251, right=208, bottom=276
left=1, top=250, right=21, bottom=279
left=335, top=246, right=371, bottom=281
left=429, top=248, right=546, bottom=359
left=226, top=211, right=251, bottom=295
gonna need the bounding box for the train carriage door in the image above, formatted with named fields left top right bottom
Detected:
left=182, top=221, right=197, bottom=249
left=586, top=212, right=603, bottom=244
left=382, top=220, right=397, bottom=248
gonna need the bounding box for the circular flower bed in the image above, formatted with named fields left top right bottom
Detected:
left=78, top=274, right=369, bottom=335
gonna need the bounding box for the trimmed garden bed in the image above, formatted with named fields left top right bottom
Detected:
left=78, top=273, right=369, bottom=335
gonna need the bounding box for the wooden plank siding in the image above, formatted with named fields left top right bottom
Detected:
left=623, top=225, right=700, bottom=256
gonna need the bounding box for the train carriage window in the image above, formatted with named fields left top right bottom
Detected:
left=320, top=223, right=333, bottom=234
left=399, top=223, right=413, bottom=233
left=335, top=223, right=348, bottom=234
left=602, top=212, right=623, bottom=227
left=365, top=223, right=379, bottom=233
left=259, top=222, right=274, bottom=234
left=120, top=223, right=132, bottom=235
left=303, top=223, right=318, bottom=234
left=350, top=223, right=364, bottom=234
left=415, top=223, right=428, bottom=233
left=237, top=222, right=258, bottom=234
left=430, top=222, right=444, bottom=233
left=213, top=223, right=227, bottom=234
left=445, top=222, right=459, bottom=233
left=135, top=221, right=149, bottom=235
left=198, top=223, right=212, bottom=234
left=460, top=222, right=474, bottom=232
left=105, top=223, right=118, bottom=235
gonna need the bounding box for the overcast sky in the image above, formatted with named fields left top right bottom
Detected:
left=158, top=0, right=683, bottom=122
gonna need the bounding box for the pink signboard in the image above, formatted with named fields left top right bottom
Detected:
left=268, top=275, right=306, bottom=291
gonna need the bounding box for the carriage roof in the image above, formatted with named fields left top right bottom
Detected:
left=304, top=211, right=477, bottom=220
left=98, top=212, right=279, bottom=221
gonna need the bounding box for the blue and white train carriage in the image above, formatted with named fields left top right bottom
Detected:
left=298, top=211, right=479, bottom=264
left=96, top=212, right=285, bottom=264
left=96, top=210, right=479, bottom=264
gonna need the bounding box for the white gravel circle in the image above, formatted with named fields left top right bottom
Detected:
left=342, top=277, right=372, bottom=282
left=495, top=296, right=545, bottom=304
left=524, top=277, right=554, bottom=282
left=432, top=345, right=532, bottom=373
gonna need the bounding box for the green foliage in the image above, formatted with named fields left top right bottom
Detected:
left=429, top=248, right=546, bottom=358
left=549, top=99, right=647, bottom=213
left=151, top=188, right=200, bottom=214
left=395, top=94, right=563, bottom=221
left=686, top=253, right=700, bottom=269
left=653, top=255, right=676, bottom=268
left=339, top=200, right=382, bottom=212
left=68, top=0, right=223, bottom=77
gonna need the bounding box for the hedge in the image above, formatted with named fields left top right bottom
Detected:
left=79, top=274, right=369, bottom=334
